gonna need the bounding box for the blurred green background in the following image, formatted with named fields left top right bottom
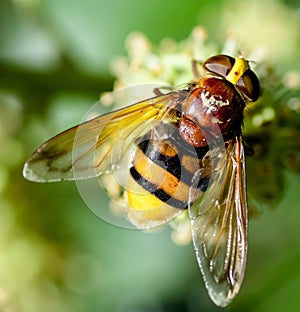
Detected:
left=1, top=0, right=300, bottom=311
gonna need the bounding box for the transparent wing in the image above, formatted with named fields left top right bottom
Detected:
left=189, top=137, right=248, bottom=307
left=23, top=92, right=180, bottom=182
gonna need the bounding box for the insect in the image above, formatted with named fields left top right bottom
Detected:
left=23, top=54, right=260, bottom=307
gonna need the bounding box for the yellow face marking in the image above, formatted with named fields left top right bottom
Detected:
left=226, top=57, right=248, bottom=85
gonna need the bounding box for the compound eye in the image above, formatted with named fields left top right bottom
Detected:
left=237, top=69, right=260, bottom=101
left=203, top=55, right=235, bottom=77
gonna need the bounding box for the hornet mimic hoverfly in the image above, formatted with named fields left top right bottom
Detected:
left=23, top=54, right=260, bottom=307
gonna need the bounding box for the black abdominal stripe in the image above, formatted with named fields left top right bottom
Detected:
left=130, top=133, right=210, bottom=210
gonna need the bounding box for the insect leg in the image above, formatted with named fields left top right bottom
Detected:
left=153, top=86, right=174, bottom=96
left=191, top=60, right=200, bottom=80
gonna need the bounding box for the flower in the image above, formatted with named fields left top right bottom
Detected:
left=99, top=25, right=300, bottom=241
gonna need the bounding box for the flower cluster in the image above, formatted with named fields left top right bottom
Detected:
left=99, top=26, right=300, bottom=242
